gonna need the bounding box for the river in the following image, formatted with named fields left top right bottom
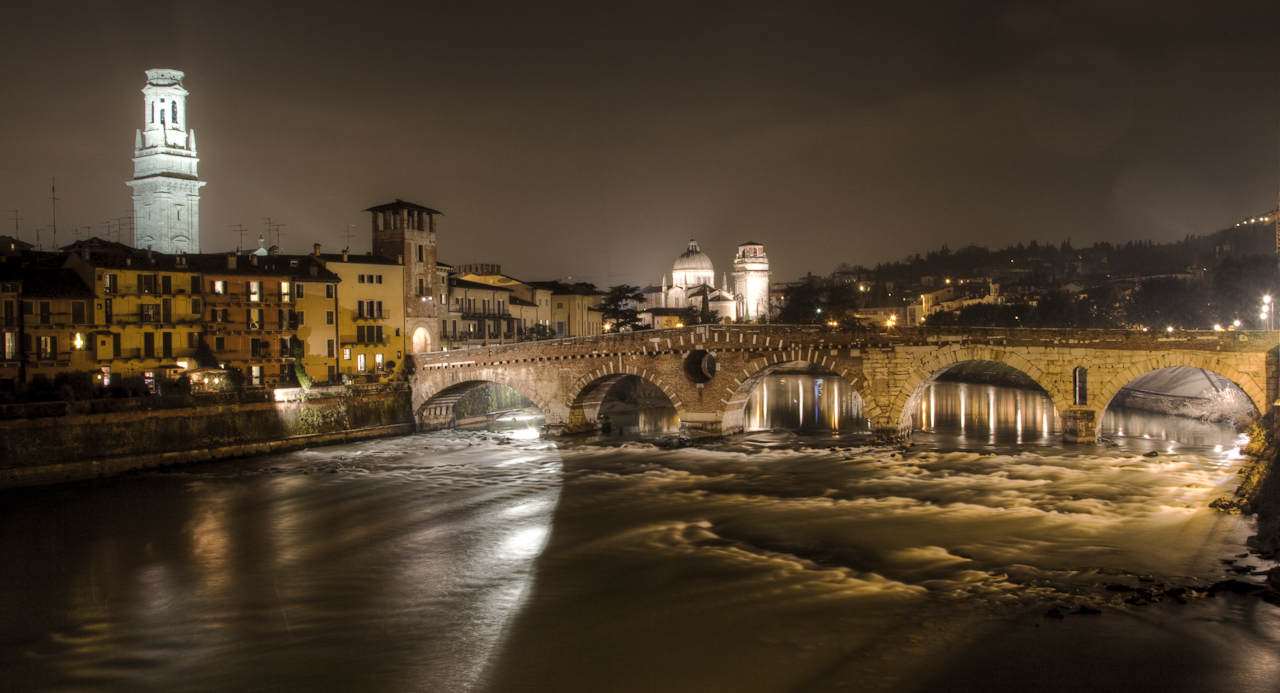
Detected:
left=0, top=376, right=1275, bottom=692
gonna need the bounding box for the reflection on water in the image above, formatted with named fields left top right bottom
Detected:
left=598, top=404, right=680, bottom=436
left=744, top=373, right=867, bottom=432
left=1102, top=406, right=1250, bottom=453
left=915, top=381, right=1060, bottom=445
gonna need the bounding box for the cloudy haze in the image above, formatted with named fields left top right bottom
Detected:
left=1, top=0, right=1276, bottom=286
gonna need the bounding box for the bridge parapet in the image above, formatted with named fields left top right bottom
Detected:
left=411, top=326, right=1280, bottom=443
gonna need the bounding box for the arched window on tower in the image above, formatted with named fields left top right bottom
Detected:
left=150, top=102, right=154, bottom=124
left=172, top=101, right=178, bottom=125
left=160, top=107, right=165, bottom=126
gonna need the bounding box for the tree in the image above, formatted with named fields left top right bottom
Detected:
left=601, top=284, right=645, bottom=330
left=527, top=324, right=557, bottom=341
left=777, top=280, right=861, bottom=324
left=290, top=336, right=313, bottom=390
left=1128, top=277, right=1211, bottom=329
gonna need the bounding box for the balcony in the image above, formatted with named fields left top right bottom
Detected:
left=459, top=308, right=511, bottom=319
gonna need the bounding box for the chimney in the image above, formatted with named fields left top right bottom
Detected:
left=251, top=254, right=258, bottom=266
left=397, top=254, right=403, bottom=265
left=313, top=243, right=321, bottom=257
left=226, top=253, right=237, bottom=270
left=82, top=249, right=89, bottom=260
left=342, top=249, right=348, bottom=262
left=126, top=257, right=132, bottom=266
left=146, top=247, right=153, bottom=262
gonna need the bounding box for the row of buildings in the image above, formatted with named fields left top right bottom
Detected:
left=0, top=200, right=607, bottom=391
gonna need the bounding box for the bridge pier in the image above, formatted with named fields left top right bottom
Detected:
left=1060, top=408, right=1097, bottom=444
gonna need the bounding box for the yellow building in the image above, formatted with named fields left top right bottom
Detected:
left=39, top=242, right=205, bottom=389
left=317, top=251, right=405, bottom=382
left=456, top=267, right=554, bottom=336
left=529, top=281, right=604, bottom=337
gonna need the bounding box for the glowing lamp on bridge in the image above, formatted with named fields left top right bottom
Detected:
left=1166, top=326, right=1174, bottom=332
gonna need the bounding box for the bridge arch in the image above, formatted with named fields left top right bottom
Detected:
left=567, top=368, right=685, bottom=433
left=1093, top=354, right=1265, bottom=426
left=415, top=374, right=550, bottom=429
left=721, top=358, right=871, bottom=434
left=890, top=345, right=1072, bottom=433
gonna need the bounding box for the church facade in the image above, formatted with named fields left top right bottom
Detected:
left=640, top=239, right=770, bottom=325
left=127, top=69, right=205, bottom=254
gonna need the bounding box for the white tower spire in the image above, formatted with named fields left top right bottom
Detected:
left=126, top=69, right=205, bottom=253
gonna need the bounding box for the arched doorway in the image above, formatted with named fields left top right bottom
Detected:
left=412, top=327, right=430, bottom=354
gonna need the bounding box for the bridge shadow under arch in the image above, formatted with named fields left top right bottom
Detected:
left=568, top=372, right=682, bottom=435
left=1097, top=365, right=1260, bottom=440
left=722, top=360, right=869, bottom=434
left=417, top=378, right=549, bottom=431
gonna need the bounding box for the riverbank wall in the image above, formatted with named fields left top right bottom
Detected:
left=0, top=383, right=413, bottom=489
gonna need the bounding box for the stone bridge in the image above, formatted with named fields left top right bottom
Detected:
left=410, top=326, right=1280, bottom=442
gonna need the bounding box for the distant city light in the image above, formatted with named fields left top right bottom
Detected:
left=1166, top=326, right=1174, bottom=332
left=1214, top=324, right=1223, bottom=331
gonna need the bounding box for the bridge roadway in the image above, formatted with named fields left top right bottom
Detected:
left=410, top=325, right=1280, bottom=443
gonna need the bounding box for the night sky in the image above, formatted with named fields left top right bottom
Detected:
left=1, top=1, right=1276, bottom=287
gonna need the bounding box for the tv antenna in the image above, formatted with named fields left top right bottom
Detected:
left=50, top=178, right=59, bottom=251
left=262, top=218, right=285, bottom=249
left=342, top=224, right=356, bottom=250
left=5, top=210, right=21, bottom=243
left=231, top=224, right=247, bottom=251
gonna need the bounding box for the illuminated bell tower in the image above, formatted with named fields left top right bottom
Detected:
left=127, top=69, right=205, bottom=254
left=733, top=241, right=771, bottom=321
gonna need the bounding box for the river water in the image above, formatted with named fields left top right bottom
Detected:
left=1, top=377, right=1276, bottom=692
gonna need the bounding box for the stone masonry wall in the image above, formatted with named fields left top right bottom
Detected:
left=0, top=383, right=413, bottom=488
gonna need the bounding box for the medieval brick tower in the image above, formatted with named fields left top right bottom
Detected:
left=367, top=199, right=441, bottom=354
left=127, top=69, right=205, bottom=253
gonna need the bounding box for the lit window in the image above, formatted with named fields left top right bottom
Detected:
left=343, top=347, right=351, bottom=360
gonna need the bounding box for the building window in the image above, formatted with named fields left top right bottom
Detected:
left=557, top=302, right=564, bottom=309
left=188, top=332, right=200, bottom=349
left=326, top=284, right=334, bottom=299
left=418, top=278, right=425, bottom=295
left=376, top=275, right=382, bottom=284
left=143, top=332, right=155, bottom=358
left=192, top=297, right=202, bottom=315
left=162, top=332, right=173, bottom=358
left=73, top=332, right=87, bottom=350
left=296, top=283, right=305, bottom=299
left=343, top=347, right=351, bottom=360
left=296, top=311, right=305, bottom=325
left=327, top=339, right=335, bottom=358
left=248, top=308, right=262, bottom=329
left=104, top=274, right=118, bottom=293
left=140, top=304, right=159, bottom=323
left=161, top=275, right=172, bottom=294
left=71, top=301, right=86, bottom=324
left=215, top=336, right=225, bottom=351
left=280, top=338, right=290, bottom=356
left=417, top=244, right=423, bottom=263
left=247, top=281, right=261, bottom=302
left=190, top=276, right=201, bottom=294
left=326, top=311, right=335, bottom=325
left=172, top=101, right=178, bottom=124
left=358, top=274, right=366, bottom=284
left=357, top=353, right=366, bottom=372
left=375, top=353, right=384, bottom=371
left=357, top=325, right=366, bottom=343
left=281, top=282, right=292, bottom=303
left=38, top=335, right=57, bottom=360
left=139, top=275, right=157, bottom=294
left=212, top=280, right=226, bottom=294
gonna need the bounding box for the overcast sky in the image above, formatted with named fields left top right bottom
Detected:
left=1, top=1, right=1276, bottom=286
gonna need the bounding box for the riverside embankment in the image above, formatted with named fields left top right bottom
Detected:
left=0, top=383, right=412, bottom=488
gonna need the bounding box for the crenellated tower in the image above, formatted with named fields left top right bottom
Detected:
left=367, top=199, right=443, bottom=353
left=126, top=69, right=205, bottom=253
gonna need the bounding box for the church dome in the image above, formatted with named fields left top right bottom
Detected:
left=672, top=239, right=715, bottom=289
left=674, top=239, right=714, bottom=272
